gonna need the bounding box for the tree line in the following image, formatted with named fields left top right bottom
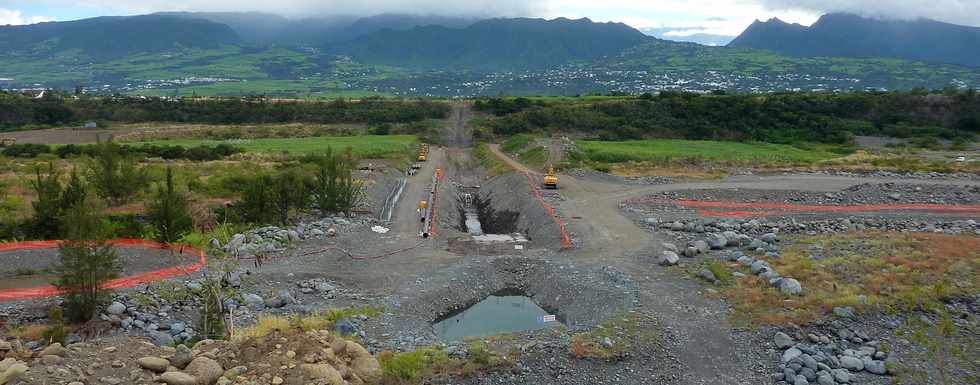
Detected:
left=1, top=142, right=243, bottom=161
left=0, top=93, right=450, bottom=129
left=473, top=90, right=980, bottom=144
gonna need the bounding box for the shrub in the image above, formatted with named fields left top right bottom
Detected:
left=147, top=167, right=192, bottom=243
left=87, top=140, right=148, bottom=205
left=310, top=148, right=364, bottom=217
left=270, top=170, right=311, bottom=226
left=29, top=163, right=63, bottom=239
left=42, top=306, right=66, bottom=345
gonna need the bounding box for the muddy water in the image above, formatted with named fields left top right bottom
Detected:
left=433, top=293, right=560, bottom=341
left=464, top=212, right=484, bottom=235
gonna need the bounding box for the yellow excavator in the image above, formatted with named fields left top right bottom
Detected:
left=543, top=166, right=558, bottom=189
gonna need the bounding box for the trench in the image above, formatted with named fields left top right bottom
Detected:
left=456, top=192, right=522, bottom=237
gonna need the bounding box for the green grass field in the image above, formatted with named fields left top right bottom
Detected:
left=132, top=135, right=417, bottom=158
left=576, top=139, right=845, bottom=165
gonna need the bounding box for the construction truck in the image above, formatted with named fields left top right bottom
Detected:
left=543, top=166, right=558, bottom=189
left=417, top=143, right=429, bottom=162
left=418, top=200, right=429, bottom=222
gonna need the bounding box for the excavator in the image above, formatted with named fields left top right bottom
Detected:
left=543, top=165, right=558, bottom=189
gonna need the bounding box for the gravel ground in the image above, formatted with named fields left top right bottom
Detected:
left=662, top=183, right=980, bottom=205
left=0, top=246, right=197, bottom=279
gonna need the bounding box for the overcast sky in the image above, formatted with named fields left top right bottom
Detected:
left=1, top=0, right=978, bottom=37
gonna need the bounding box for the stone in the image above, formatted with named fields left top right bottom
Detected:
left=839, top=356, right=864, bottom=372
left=243, top=294, right=264, bottom=308
left=689, top=240, right=706, bottom=253
left=137, top=357, right=170, bottom=373
left=159, top=371, right=198, bottom=385
left=684, top=247, right=699, bottom=258
left=779, top=278, right=803, bottom=296
left=793, top=374, right=809, bottom=385
left=783, top=367, right=797, bottom=381
left=345, top=342, right=381, bottom=384
left=774, top=332, right=794, bottom=349
left=707, top=234, right=728, bottom=249
left=169, top=345, right=194, bottom=369
left=264, top=290, right=295, bottom=309
left=106, top=302, right=127, bottom=315
left=801, top=354, right=818, bottom=371
left=314, top=282, right=336, bottom=293
left=301, top=364, right=344, bottom=384
left=761, top=233, right=779, bottom=243
left=832, top=307, right=855, bottom=318
left=817, top=374, right=836, bottom=385
left=185, top=357, right=223, bottom=385
left=39, top=343, right=68, bottom=357
left=750, top=260, right=770, bottom=275
left=863, top=358, right=886, bottom=375
left=659, top=251, right=679, bottom=266
left=170, top=322, right=186, bottom=335
left=271, top=376, right=283, bottom=385
left=782, top=347, right=803, bottom=363
left=662, top=243, right=678, bottom=252
left=697, top=269, right=718, bottom=284
left=831, top=369, right=854, bottom=383
left=40, top=354, right=64, bottom=365
left=150, top=331, right=175, bottom=347
left=0, top=362, right=28, bottom=385
left=800, top=367, right=816, bottom=382
left=222, top=366, right=247, bottom=379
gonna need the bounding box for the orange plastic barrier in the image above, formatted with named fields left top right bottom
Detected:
left=0, top=239, right=206, bottom=302
left=673, top=200, right=980, bottom=218
left=523, top=171, right=573, bottom=250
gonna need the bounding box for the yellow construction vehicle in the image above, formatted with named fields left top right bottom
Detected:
left=417, top=143, right=429, bottom=161
left=543, top=166, right=558, bottom=189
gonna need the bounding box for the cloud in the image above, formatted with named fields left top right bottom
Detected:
left=0, top=8, right=52, bottom=25
left=757, top=0, right=980, bottom=26
left=64, top=0, right=544, bottom=18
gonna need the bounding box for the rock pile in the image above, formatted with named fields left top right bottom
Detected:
left=140, top=330, right=382, bottom=385
left=222, top=216, right=367, bottom=256
left=772, top=328, right=895, bottom=385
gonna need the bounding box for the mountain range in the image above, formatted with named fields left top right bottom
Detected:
left=0, top=12, right=978, bottom=95
left=729, top=13, right=980, bottom=68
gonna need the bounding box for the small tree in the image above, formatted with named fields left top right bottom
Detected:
left=238, top=174, right=276, bottom=224
left=311, top=147, right=364, bottom=217
left=196, top=278, right=227, bottom=340
left=29, top=163, right=63, bottom=239
left=42, top=306, right=66, bottom=345
left=53, top=194, right=120, bottom=322
left=60, top=167, right=86, bottom=213
left=87, top=140, right=147, bottom=205
left=271, top=170, right=310, bottom=225
left=147, top=167, right=192, bottom=243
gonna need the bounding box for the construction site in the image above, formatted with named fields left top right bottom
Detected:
left=1, top=102, right=978, bottom=385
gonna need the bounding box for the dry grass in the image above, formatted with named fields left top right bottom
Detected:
left=568, top=312, right=657, bottom=360
left=719, top=232, right=980, bottom=326
left=379, top=340, right=513, bottom=385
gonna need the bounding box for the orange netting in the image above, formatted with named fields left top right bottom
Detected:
left=0, top=239, right=206, bottom=301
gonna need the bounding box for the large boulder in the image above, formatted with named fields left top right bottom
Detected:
left=773, top=332, right=793, bottom=349
left=840, top=356, right=864, bottom=371
left=707, top=234, right=727, bottom=250
left=301, top=364, right=344, bottom=384
left=185, top=357, right=223, bottom=385
left=38, top=343, right=67, bottom=357
left=0, top=361, right=28, bottom=385
left=345, top=342, right=381, bottom=384
left=150, top=331, right=175, bottom=347
left=779, top=278, right=803, bottom=296
left=169, top=345, right=194, bottom=369
left=137, top=356, right=170, bottom=373
left=159, top=371, right=198, bottom=385
left=106, top=302, right=127, bottom=315
left=659, top=251, right=680, bottom=266
left=264, top=290, right=295, bottom=309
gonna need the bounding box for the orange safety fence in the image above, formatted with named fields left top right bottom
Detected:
left=429, top=168, right=444, bottom=237
left=522, top=171, right=573, bottom=250
left=673, top=200, right=980, bottom=218
left=0, top=239, right=206, bottom=302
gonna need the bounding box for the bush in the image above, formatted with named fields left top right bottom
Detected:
left=42, top=306, right=67, bottom=345
left=2, top=143, right=52, bottom=157
left=270, top=170, right=310, bottom=226
left=309, top=148, right=364, bottom=217
left=87, top=140, right=148, bottom=205
left=29, top=163, right=63, bottom=239
left=147, top=167, right=193, bottom=243
left=236, top=175, right=277, bottom=224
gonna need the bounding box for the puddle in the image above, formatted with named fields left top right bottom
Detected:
left=464, top=212, right=484, bottom=235
left=433, top=291, right=561, bottom=341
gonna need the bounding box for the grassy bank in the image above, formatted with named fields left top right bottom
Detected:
left=576, top=139, right=846, bottom=166
left=131, top=135, right=417, bottom=158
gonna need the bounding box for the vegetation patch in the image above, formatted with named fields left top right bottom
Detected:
left=378, top=340, right=513, bottom=385
left=473, top=143, right=512, bottom=176
left=576, top=139, right=844, bottom=166
left=717, top=232, right=980, bottom=326
left=132, top=135, right=416, bottom=158
left=569, top=311, right=657, bottom=360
